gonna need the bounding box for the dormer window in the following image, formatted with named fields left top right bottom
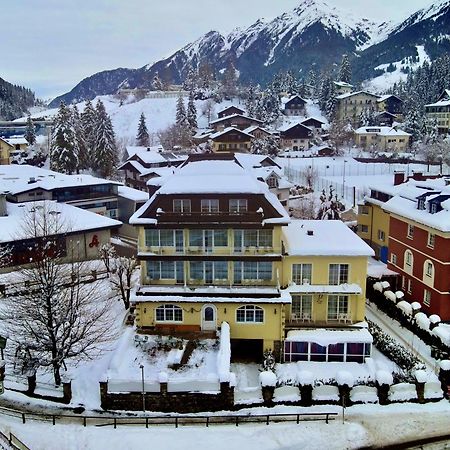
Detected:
left=229, top=199, right=248, bottom=213
left=173, top=199, right=191, bottom=213
left=417, top=199, right=425, bottom=210
left=267, top=176, right=278, bottom=188
left=430, top=203, right=438, bottom=214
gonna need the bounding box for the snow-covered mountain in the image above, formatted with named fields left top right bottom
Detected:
left=50, top=0, right=450, bottom=106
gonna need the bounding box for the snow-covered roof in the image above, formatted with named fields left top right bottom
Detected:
left=209, top=114, right=263, bottom=125
left=425, top=100, right=450, bottom=108
left=217, top=105, right=245, bottom=115
left=285, top=283, right=362, bottom=295
left=355, top=126, right=410, bottom=137
left=234, top=153, right=280, bottom=170
left=278, top=122, right=312, bottom=133
left=282, top=220, right=374, bottom=257
left=333, top=81, right=353, bottom=88
left=376, top=94, right=402, bottom=103
left=336, top=90, right=380, bottom=100
left=4, top=137, right=28, bottom=145
left=117, top=186, right=149, bottom=202
left=0, top=165, right=120, bottom=195
left=282, top=95, right=307, bottom=106
left=242, top=125, right=271, bottom=135
left=126, top=146, right=186, bottom=165
left=0, top=200, right=121, bottom=244
left=301, top=117, right=325, bottom=125
left=209, top=127, right=254, bottom=140
left=286, top=327, right=373, bottom=345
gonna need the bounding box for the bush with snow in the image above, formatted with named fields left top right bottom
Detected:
left=388, top=383, right=418, bottom=402
left=424, top=381, right=443, bottom=400
left=432, top=327, right=450, bottom=347
left=336, top=370, right=354, bottom=387
left=350, top=385, right=378, bottom=404
left=396, top=300, right=413, bottom=316
left=413, top=369, right=428, bottom=383
left=440, top=360, right=450, bottom=371
left=296, top=370, right=314, bottom=386
left=429, top=315, right=441, bottom=325
left=414, top=312, right=431, bottom=332
left=381, top=281, right=390, bottom=289
left=376, top=370, right=393, bottom=386
left=373, top=282, right=383, bottom=292
left=312, top=385, right=339, bottom=401
left=395, top=291, right=405, bottom=300
left=260, top=371, right=277, bottom=387
left=411, top=302, right=421, bottom=312
left=384, top=290, right=397, bottom=303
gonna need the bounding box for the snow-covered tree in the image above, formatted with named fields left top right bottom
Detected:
left=80, top=99, right=97, bottom=166
left=151, top=73, right=164, bottom=91
left=176, top=94, right=188, bottom=127
left=339, top=54, right=352, bottom=84
left=24, top=114, right=36, bottom=145
left=50, top=101, right=78, bottom=174
left=316, top=186, right=345, bottom=220
left=110, top=256, right=137, bottom=310
left=72, top=105, right=88, bottom=171
left=99, top=243, right=117, bottom=275
left=93, top=99, right=118, bottom=178
left=0, top=205, right=116, bottom=385
left=244, top=83, right=260, bottom=118
left=186, top=91, right=198, bottom=130
left=221, top=62, right=238, bottom=99
left=404, top=107, right=424, bottom=143
left=136, top=112, right=150, bottom=147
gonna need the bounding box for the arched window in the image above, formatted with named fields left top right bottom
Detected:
left=236, top=305, right=264, bottom=323
left=155, top=304, right=183, bottom=322
left=424, top=260, right=434, bottom=278
left=404, top=250, right=413, bottom=273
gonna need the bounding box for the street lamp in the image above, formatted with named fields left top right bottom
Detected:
left=140, top=364, right=145, bottom=412
left=342, top=159, right=348, bottom=198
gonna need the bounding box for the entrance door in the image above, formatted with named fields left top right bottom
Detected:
left=201, top=305, right=217, bottom=331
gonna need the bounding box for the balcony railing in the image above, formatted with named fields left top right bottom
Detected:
left=157, top=211, right=264, bottom=223
left=140, top=246, right=281, bottom=256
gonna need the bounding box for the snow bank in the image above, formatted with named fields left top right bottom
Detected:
left=168, top=380, right=220, bottom=393
left=413, top=369, right=428, bottom=383
left=259, top=371, right=277, bottom=387
left=167, top=347, right=184, bottom=366
left=415, top=312, right=431, bottom=331
left=384, top=290, right=397, bottom=303
left=439, top=360, right=450, bottom=371
left=312, top=385, right=340, bottom=401
left=158, top=372, right=168, bottom=383
left=217, top=322, right=231, bottom=382
left=424, top=382, right=443, bottom=400
left=297, top=370, right=314, bottom=386
left=336, top=370, right=354, bottom=387
left=234, top=388, right=263, bottom=405
left=350, top=386, right=378, bottom=404
left=376, top=370, right=393, bottom=386
left=108, top=380, right=159, bottom=393
left=273, top=385, right=301, bottom=402
left=396, top=301, right=413, bottom=316
left=388, top=383, right=418, bottom=402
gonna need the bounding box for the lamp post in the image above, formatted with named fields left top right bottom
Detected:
left=140, top=364, right=145, bottom=412
left=342, top=159, right=348, bottom=198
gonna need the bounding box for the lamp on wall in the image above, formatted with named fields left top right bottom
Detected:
left=274, top=308, right=277, bottom=315
left=190, top=307, right=194, bottom=313
left=143, top=308, right=147, bottom=314
left=224, top=307, right=227, bottom=314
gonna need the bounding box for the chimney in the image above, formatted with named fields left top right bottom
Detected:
left=0, top=192, right=8, bottom=217
left=28, top=177, right=36, bottom=184
left=393, top=171, right=405, bottom=186
left=147, top=147, right=151, bottom=152
left=307, top=230, right=314, bottom=236
left=412, top=172, right=424, bottom=181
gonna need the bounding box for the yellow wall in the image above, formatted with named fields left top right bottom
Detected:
left=357, top=202, right=390, bottom=256
left=0, top=140, right=12, bottom=165
left=336, top=93, right=379, bottom=123
left=135, top=300, right=285, bottom=350
left=212, top=141, right=251, bottom=152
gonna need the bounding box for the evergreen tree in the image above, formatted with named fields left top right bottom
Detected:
left=176, top=94, right=188, bottom=127
left=93, top=99, right=118, bottom=178
left=325, top=79, right=337, bottom=120
left=50, top=101, right=78, bottom=174
left=136, top=112, right=150, bottom=147
left=244, top=83, right=260, bottom=118
left=404, top=107, right=424, bottom=143
left=151, top=73, right=164, bottom=91
left=339, top=54, right=352, bottom=83
left=186, top=91, right=198, bottom=130
left=222, top=63, right=238, bottom=99
left=81, top=99, right=97, bottom=167
left=72, top=105, right=88, bottom=172
left=24, top=114, right=36, bottom=145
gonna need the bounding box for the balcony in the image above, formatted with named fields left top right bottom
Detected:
left=157, top=211, right=264, bottom=224
left=139, top=246, right=281, bottom=258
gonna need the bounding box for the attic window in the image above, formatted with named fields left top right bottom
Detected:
left=430, top=203, right=438, bottom=214
left=417, top=199, right=426, bottom=210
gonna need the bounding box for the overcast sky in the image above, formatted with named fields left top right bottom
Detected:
left=2, top=0, right=431, bottom=100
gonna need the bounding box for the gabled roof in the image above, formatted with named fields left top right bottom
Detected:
left=242, top=125, right=272, bottom=135
left=375, top=111, right=397, bottom=118
left=300, top=117, right=325, bottom=125
left=355, top=126, right=410, bottom=137
left=282, top=95, right=307, bottom=106
left=217, top=105, right=245, bottom=116
left=209, top=127, right=254, bottom=140
left=336, top=90, right=380, bottom=100
left=377, top=94, right=403, bottom=103
left=333, top=81, right=353, bottom=88
left=278, top=122, right=312, bottom=133
left=209, top=114, right=263, bottom=125
left=437, top=89, right=450, bottom=102
left=0, top=137, right=14, bottom=148
left=4, top=137, right=28, bottom=146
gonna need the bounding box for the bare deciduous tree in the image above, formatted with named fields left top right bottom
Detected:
left=110, top=256, right=137, bottom=310
left=0, top=204, right=116, bottom=385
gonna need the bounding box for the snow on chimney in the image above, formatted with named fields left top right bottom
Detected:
left=393, top=171, right=405, bottom=186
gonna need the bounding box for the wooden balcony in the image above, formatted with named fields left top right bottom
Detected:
left=157, top=211, right=264, bottom=224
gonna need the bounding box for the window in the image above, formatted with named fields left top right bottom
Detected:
left=173, top=199, right=191, bottom=213
left=189, top=261, right=228, bottom=282
left=359, top=225, right=369, bottom=233
left=189, top=230, right=228, bottom=248
left=327, top=295, right=349, bottom=321
left=229, top=199, right=248, bottom=213
left=407, top=279, right=412, bottom=294
left=407, top=224, right=414, bottom=239
left=234, top=229, right=273, bottom=249
left=418, top=199, right=426, bottom=210
left=424, top=289, right=431, bottom=307
left=404, top=250, right=413, bottom=272
left=427, top=233, right=435, bottom=249
left=201, top=199, right=219, bottom=213
left=155, top=304, right=183, bottom=322
left=402, top=276, right=406, bottom=290
left=145, top=230, right=183, bottom=248
left=233, top=261, right=272, bottom=283
left=147, top=261, right=184, bottom=282
left=267, top=176, right=278, bottom=188
left=292, top=264, right=312, bottom=285
left=291, top=295, right=312, bottom=317
left=391, top=253, right=397, bottom=265
left=425, top=261, right=434, bottom=278
left=236, top=305, right=264, bottom=323
left=359, top=205, right=369, bottom=215
left=430, top=203, right=438, bottom=214
left=377, top=230, right=385, bottom=242
left=329, top=264, right=349, bottom=285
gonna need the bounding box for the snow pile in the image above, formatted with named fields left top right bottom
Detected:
left=414, top=313, right=430, bottom=332
left=158, top=372, right=168, bottom=383
left=411, top=302, right=421, bottom=311
left=166, top=347, right=184, bottom=366
left=381, top=281, right=390, bottom=290
left=273, top=385, right=301, bottom=402
left=424, top=382, right=443, bottom=400
left=432, top=327, right=450, bottom=346
left=384, top=291, right=397, bottom=303
left=259, top=371, right=277, bottom=387
left=413, top=369, right=429, bottom=383
left=395, top=291, right=404, bottom=300
left=373, top=282, right=383, bottom=292
left=439, top=360, right=450, bottom=371
left=336, top=371, right=354, bottom=387
left=217, top=322, right=231, bottom=383
left=376, top=370, right=393, bottom=386
left=312, top=385, right=339, bottom=401
left=396, top=301, right=413, bottom=316
left=350, top=386, right=378, bottom=404
left=388, top=383, right=418, bottom=402
left=429, top=315, right=441, bottom=325
left=296, top=370, right=314, bottom=386
left=229, top=372, right=237, bottom=387
left=168, top=379, right=220, bottom=393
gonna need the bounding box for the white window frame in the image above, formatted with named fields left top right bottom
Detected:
left=391, top=253, right=397, bottom=265
left=377, top=229, right=385, bottom=242
left=292, top=263, right=313, bottom=285
left=229, top=199, right=248, bottom=213
left=173, top=199, right=191, bottom=213
left=155, top=304, right=183, bottom=323
left=423, top=289, right=431, bottom=307
left=201, top=199, right=219, bottom=213
left=236, top=305, right=264, bottom=323
left=427, top=233, right=435, bottom=249
left=329, top=264, right=349, bottom=285
left=407, top=224, right=414, bottom=239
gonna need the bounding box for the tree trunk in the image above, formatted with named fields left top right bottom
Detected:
left=53, top=362, right=61, bottom=386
